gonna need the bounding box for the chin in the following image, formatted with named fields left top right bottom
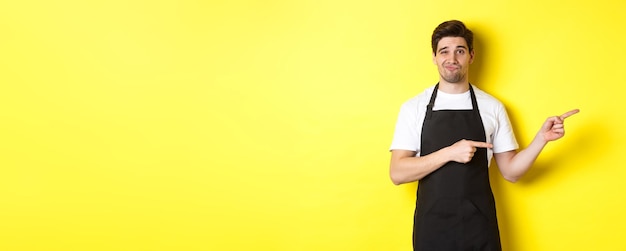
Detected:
left=443, top=78, right=463, bottom=83
left=442, top=74, right=466, bottom=84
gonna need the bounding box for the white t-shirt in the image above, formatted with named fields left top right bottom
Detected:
left=390, top=85, right=519, bottom=166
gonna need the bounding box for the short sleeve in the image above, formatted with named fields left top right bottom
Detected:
left=492, top=104, right=519, bottom=153
left=389, top=101, right=421, bottom=154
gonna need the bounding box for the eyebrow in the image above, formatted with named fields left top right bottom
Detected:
left=438, top=45, right=468, bottom=53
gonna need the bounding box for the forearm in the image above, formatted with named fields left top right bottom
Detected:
left=498, top=135, right=548, bottom=182
left=390, top=149, right=451, bottom=185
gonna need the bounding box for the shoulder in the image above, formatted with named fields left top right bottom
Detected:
left=473, top=85, right=505, bottom=110
left=400, top=85, right=435, bottom=110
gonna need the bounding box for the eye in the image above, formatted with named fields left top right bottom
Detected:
left=440, top=50, right=448, bottom=55
left=456, top=49, right=465, bottom=54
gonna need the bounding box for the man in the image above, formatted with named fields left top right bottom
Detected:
left=389, top=20, right=578, bottom=251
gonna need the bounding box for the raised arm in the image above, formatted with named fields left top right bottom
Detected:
left=494, top=109, right=579, bottom=183
left=390, top=140, right=493, bottom=185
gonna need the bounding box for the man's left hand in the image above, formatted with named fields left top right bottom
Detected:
left=540, top=109, right=580, bottom=142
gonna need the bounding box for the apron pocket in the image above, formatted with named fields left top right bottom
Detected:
left=421, top=198, right=461, bottom=248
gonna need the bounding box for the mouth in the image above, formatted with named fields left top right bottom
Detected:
left=444, top=65, right=459, bottom=71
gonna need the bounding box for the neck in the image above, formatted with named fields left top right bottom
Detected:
left=438, top=81, right=470, bottom=94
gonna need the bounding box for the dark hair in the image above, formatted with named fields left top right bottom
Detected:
left=431, top=20, right=473, bottom=54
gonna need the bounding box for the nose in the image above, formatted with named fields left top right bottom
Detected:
left=449, top=52, right=458, bottom=62
left=441, top=52, right=457, bottom=63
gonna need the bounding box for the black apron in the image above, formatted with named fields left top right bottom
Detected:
left=413, top=84, right=501, bottom=251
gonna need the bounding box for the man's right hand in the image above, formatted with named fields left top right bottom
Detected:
left=446, top=139, right=493, bottom=164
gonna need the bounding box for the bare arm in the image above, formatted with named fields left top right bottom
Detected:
left=494, top=109, right=579, bottom=183
left=390, top=140, right=493, bottom=185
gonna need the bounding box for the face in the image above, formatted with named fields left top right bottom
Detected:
left=432, top=36, right=474, bottom=84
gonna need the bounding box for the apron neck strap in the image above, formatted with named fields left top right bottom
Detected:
left=425, top=83, right=479, bottom=120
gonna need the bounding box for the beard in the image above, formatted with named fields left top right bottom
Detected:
left=441, top=70, right=465, bottom=83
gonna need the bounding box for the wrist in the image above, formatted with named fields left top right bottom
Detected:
left=440, top=145, right=453, bottom=162
left=533, top=133, right=549, bottom=146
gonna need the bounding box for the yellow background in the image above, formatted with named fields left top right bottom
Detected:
left=1, top=0, right=624, bottom=250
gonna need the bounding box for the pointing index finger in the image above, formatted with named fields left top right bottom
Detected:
left=469, top=141, right=493, bottom=149
left=560, top=109, right=580, bottom=120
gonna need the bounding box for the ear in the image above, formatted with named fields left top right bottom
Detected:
left=432, top=52, right=436, bottom=65
left=469, top=50, right=475, bottom=64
